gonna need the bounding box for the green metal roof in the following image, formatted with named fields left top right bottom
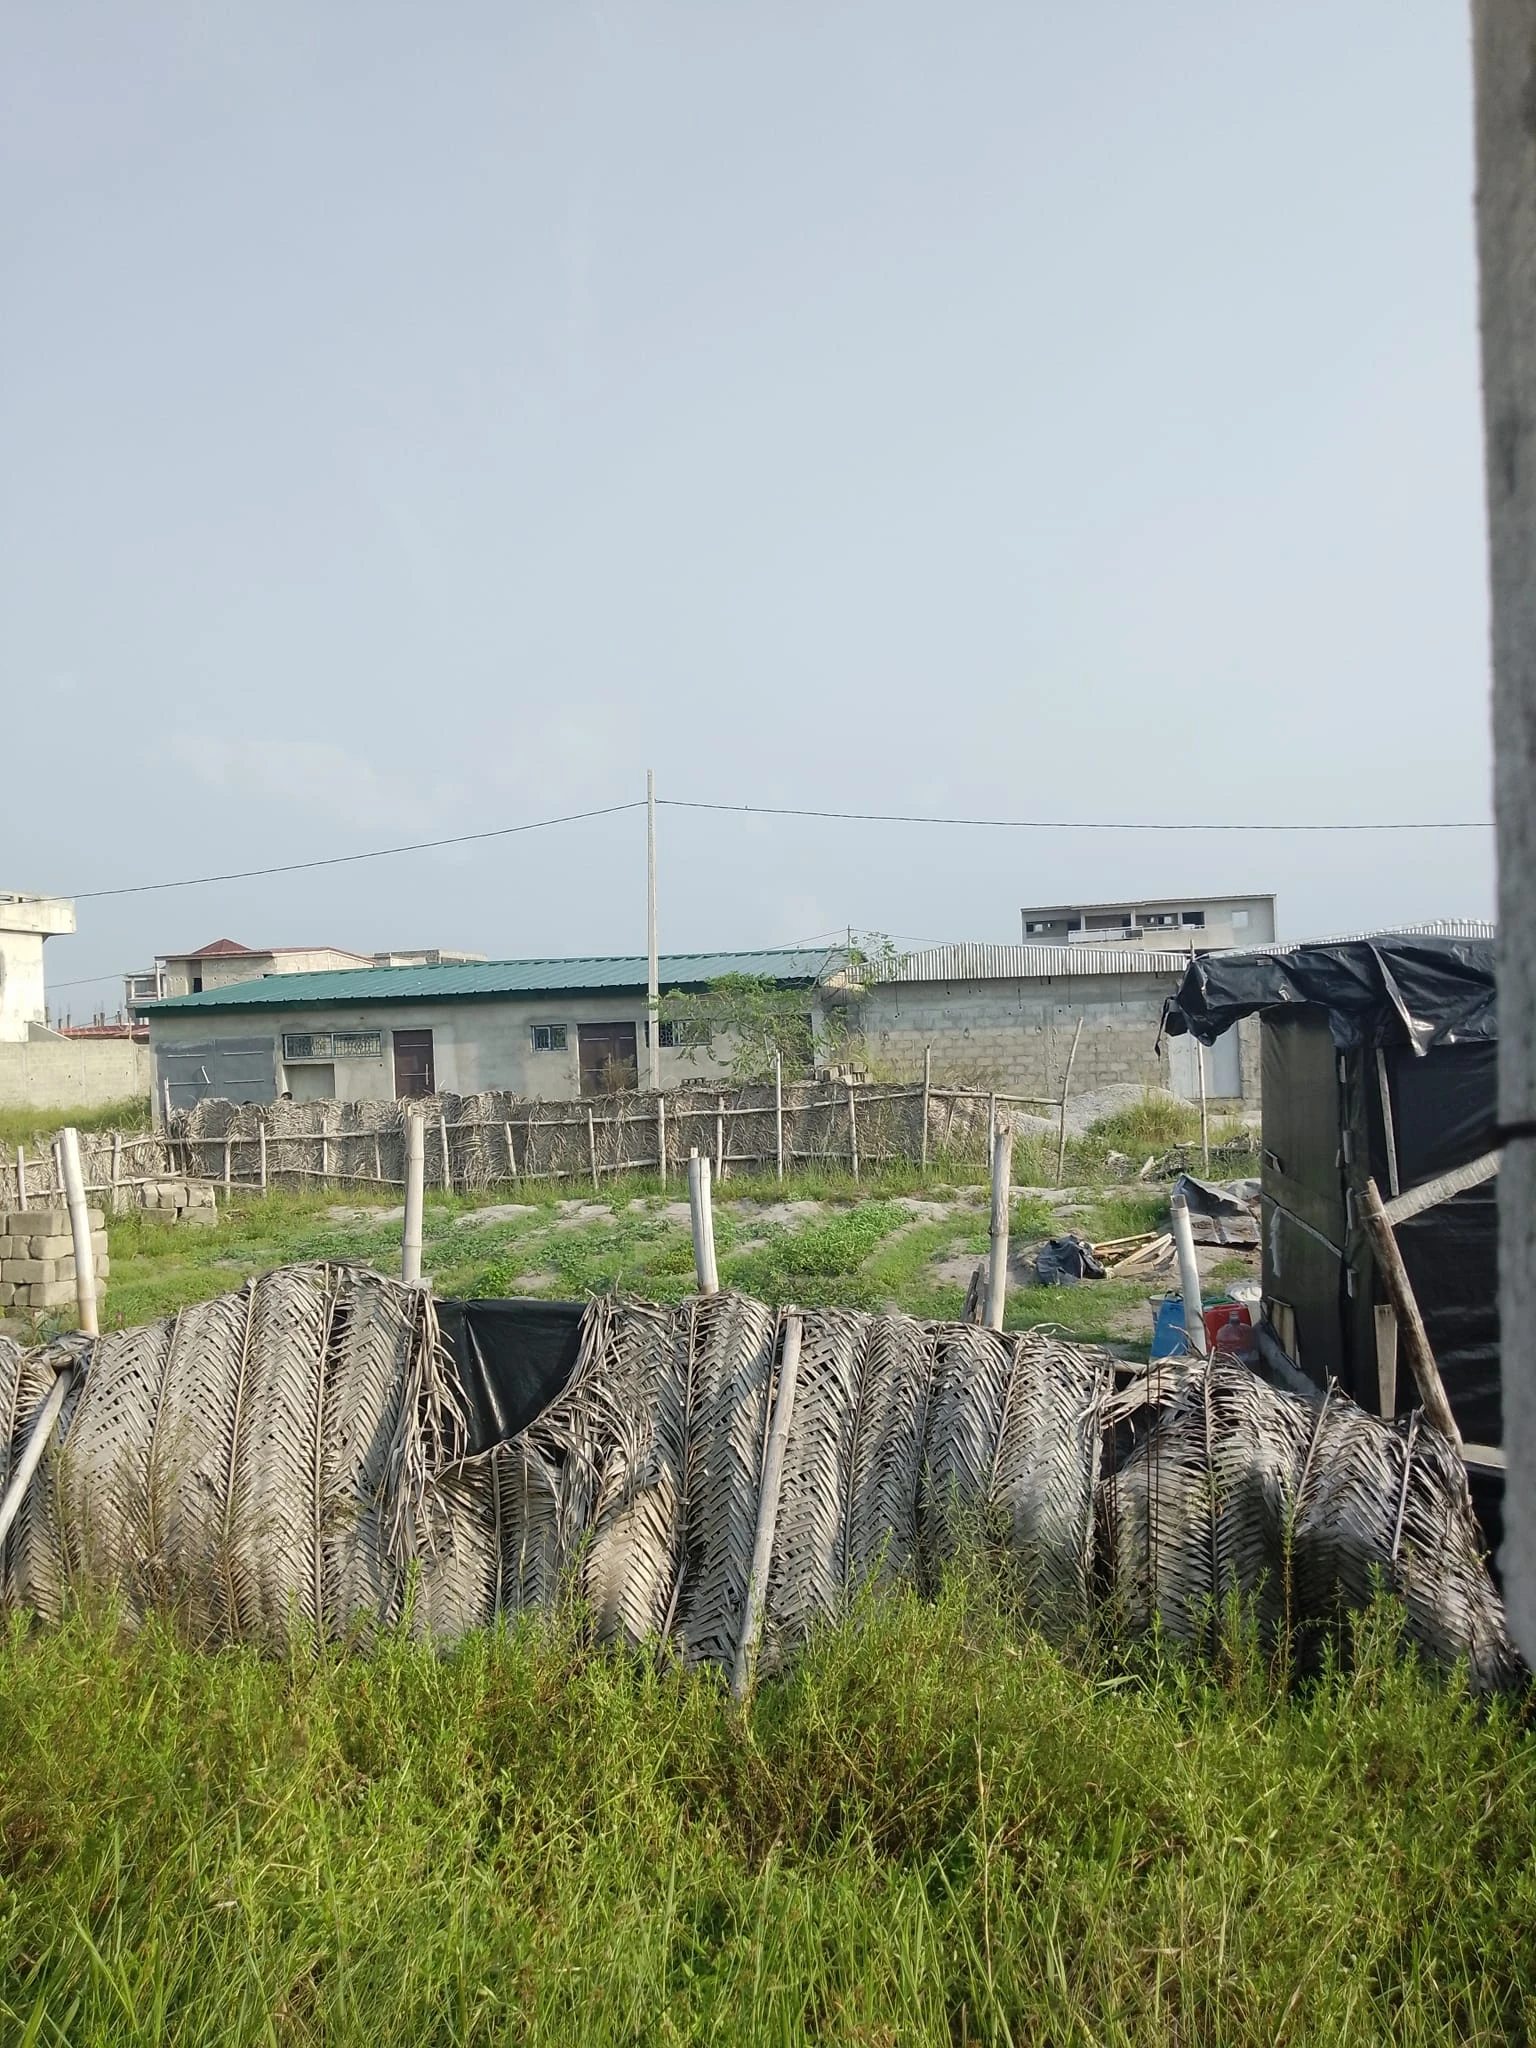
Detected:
left=144, top=947, right=839, bottom=1013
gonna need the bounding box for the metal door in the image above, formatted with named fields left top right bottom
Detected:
left=159, top=1037, right=278, bottom=1112
left=578, top=1021, right=638, bottom=1096
left=392, top=1030, right=436, bottom=1098
left=1169, top=1028, right=1242, bottom=1102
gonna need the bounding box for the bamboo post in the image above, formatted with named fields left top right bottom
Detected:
left=110, top=1131, right=122, bottom=1215
left=223, top=1136, right=233, bottom=1194
left=402, top=1113, right=425, bottom=1285
left=1361, top=1176, right=1463, bottom=1449
left=1170, top=1191, right=1207, bottom=1357
left=15, top=1147, right=26, bottom=1212
left=162, top=1076, right=173, bottom=1127
left=1056, top=1016, right=1084, bottom=1187
left=318, top=1117, right=329, bottom=1186
left=587, top=1107, right=599, bottom=1189
left=259, top=1122, right=268, bottom=1192
left=921, top=1044, right=932, bottom=1174
left=848, top=1082, right=860, bottom=1181
left=0, top=1360, right=76, bottom=1554
left=774, top=1050, right=785, bottom=1184
left=731, top=1310, right=803, bottom=1700
left=503, top=1120, right=517, bottom=1181
left=374, top=1133, right=384, bottom=1184
left=1197, top=1040, right=1210, bottom=1174
left=984, top=1115, right=1014, bottom=1331
left=58, top=1127, right=98, bottom=1337
left=656, top=1093, right=667, bottom=1187
left=438, top=1111, right=452, bottom=1192
left=715, top=1096, right=725, bottom=1181
left=688, top=1149, right=719, bottom=1293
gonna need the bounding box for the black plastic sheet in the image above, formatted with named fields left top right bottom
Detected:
left=435, top=1297, right=585, bottom=1458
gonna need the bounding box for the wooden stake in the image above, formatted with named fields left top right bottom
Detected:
left=1170, top=1192, right=1207, bottom=1357
left=1374, top=1304, right=1399, bottom=1421
left=848, top=1082, right=860, bottom=1181
left=921, top=1044, right=932, bottom=1174
left=1361, top=1176, right=1462, bottom=1449
left=984, top=1115, right=1014, bottom=1331
left=1056, top=1016, right=1084, bottom=1187
left=656, top=1093, right=667, bottom=1187
left=716, top=1096, right=725, bottom=1181
left=438, top=1111, right=452, bottom=1192
left=110, top=1131, right=122, bottom=1215
left=688, top=1148, right=719, bottom=1293
left=402, top=1113, right=425, bottom=1285
left=374, top=1133, right=383, bottom=1184
left=223, top=1137, right=233, bottom=1194
left=0, top=1360, right=76, bottom=1554
left=587, top=1106, right=599, bottom=1189
left=259, top=1122, right=268, bottom=1192
left=58, top=1127, right=98, bottom=1337
left=731, top=1310, right=803, bottom=1700
left=15, top=1147, right=26, bottom=1212
left=1197, top=1039, right=1210, bottom=1174
left=774, top=1050, right=785, bottom=1184
left=1375, top=1048, right=1401, bottom=1198
left=504, top=1120, right=517, bottom=1181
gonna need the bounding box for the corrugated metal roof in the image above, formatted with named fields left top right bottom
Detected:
left=866, top=943, right=1198, bottom=984
left=1240, top=919, right=1494, bottom=954
left=144, top=947, right=839, bottom=1012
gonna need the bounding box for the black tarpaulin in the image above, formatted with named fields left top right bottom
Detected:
left=435, top=1298, right=585, bottom=1458
left=1162, top=933, right=1496, bottom=1055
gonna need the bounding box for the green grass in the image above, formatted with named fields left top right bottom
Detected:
left=0, top=1098, right=148, bottom=1148
left=1, top=1587, right=1531, bottom=2045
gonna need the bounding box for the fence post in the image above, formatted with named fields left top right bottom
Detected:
left=15, top=1147, right=26, bottom=1212
left=656, top=1092, right=667, bottom=1187
left=1056, top=1016, right=1085, bottom=1187
left=259, top=1121, right=268, bottom=1193
left=1170, top=1192, right=1208, bottom=1358
left=503, top=1120, right=516, bottom=1181
left=374, top=1133, right=384, bottom=1185
left=110, top=1131, right=122, bottom=1215
left=921, top=1045, right=932, bottom=1175
left=731, top=1310, right=803, bottom=1700
left=438, top=1111, right=452, bottom=1193
left=984, top=1115, right=1014, bottom=1331
left=715, top=1097, right=725, bottom=1181
left=848, top=1081, right=860, bottom=1181
left=58, top=1127, right=98, bottom=1337
left=587, top=1107, right=599, bottom=1190
left=223, top=1137, right=232, bottom=1195
left=1197, top=1040, right=1210, bottom=1175
left=402, top=1113, right=425, bottom=1285
left=688, top=1148, right=719, bottom=1293
left=774, top=1050, right=785, bottom=1184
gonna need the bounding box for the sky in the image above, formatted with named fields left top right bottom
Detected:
left=1, top=3, right=1497, bottom=1017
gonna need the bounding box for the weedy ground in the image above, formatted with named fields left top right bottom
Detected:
left=1, top=1584, right=1532, bottom=2046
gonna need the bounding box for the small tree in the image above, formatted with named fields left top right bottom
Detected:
left=659, top=975, right=815, bottom=1084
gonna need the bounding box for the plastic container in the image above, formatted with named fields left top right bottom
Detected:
left=1204, top=1302, right=1256, bottom=1361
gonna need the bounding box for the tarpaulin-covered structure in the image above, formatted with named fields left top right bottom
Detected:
left=1162, top=931, right=1500, bottom=1457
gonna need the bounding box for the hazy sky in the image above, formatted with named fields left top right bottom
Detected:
left=3, top=4, right=1496, bottom=1014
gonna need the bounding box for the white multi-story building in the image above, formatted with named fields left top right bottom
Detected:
left=1019, top=893, right=1276, bottom=952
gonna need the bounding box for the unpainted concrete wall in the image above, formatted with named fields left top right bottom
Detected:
left=0, top=1037, right=153, bottom=1110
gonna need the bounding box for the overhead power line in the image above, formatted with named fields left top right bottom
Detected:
left=64, top=792, right=1492, bottom=904
left=73, top=801, right=646, bottom=900
left=656, top=799, right=1494, bottom=833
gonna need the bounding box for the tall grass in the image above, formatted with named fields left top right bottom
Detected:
left=0, top=1098, right=148, bottom=1148
left=1, top=1587, right=1531, bottom=2045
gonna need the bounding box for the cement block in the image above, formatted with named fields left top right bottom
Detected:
left=3, top=1259, right=56, bottom=1283
left=0, top=1282, right=11, bottom=1306
left=188, top=1184, right=217, bottom=1208
left=28, top=1235, right=73, bottom=1261
left=19, top=1278, right=81, bottom=1309
left=180, top=1210, right=218, bottom=1230
left=4, top=1209, right=68, bottom=1234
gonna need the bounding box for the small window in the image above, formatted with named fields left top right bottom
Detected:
left=531, top=1023, right=568, bottom=1052
left=658, top=1019, right=711, bottom=1049
left=1231, top=909, right=1249, bottom=929
left=1141, top=912, right=1179, bottom=929
left=332, top=1030, right=383, bottom=1059
left=1180, top=910, right=1206, bottom=928
left=283, top=1031, right=333, bottom=1060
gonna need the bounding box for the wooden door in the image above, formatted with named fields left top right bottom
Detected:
left=578, top=1021, right=638, bottom=1096
left=392, top=1029, right=435, bottom=1098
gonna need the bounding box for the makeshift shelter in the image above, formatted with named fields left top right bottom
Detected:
left=1161, top=931, right=1500, bottom=1459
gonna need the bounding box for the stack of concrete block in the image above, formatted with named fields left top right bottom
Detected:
left=138, top=1182, right=217, bottom=1227
left=0, top=1208, right=109, bottom=1312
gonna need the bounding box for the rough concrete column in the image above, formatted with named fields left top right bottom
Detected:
left=1474, top=0, right=1536, bottom=1656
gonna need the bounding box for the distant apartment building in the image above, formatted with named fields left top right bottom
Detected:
left=1019, top=893, right=1276, bottom=952
left=126, top=939, right=487, bottom=1007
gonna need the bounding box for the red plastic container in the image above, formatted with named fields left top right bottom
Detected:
left=1204, top=1302, right=1255, bottom=1360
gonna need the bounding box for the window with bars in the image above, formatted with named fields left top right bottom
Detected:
left=282, top=1030, right=382, bottom=1060
left=530, top=1023, right=569, bottom=1052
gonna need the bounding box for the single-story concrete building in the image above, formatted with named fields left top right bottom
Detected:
left=142, top=949, right=838, bottom=1112
left=846, top=943, right=1260, bottom=1106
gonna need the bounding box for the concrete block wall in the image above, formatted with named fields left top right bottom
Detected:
left=0, top=1207, right=109, bottom=1310
left=854, top=976, right=1173, bottom=1097
left=138, top=1182, right=218, bottom=1225
left=0, top=1037, right=152, bottom=1111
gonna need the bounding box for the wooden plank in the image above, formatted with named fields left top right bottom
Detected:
left=1381, top=1149, right=1501, bottom=1227
left=1361, top=1176, right=1462, bottom=1449
left=1374, top=1303, right=1399, bottom=1420
left=1056, top=1016, right=1084, bottom=1186
left=730, top=1311, right=803, bottom=1699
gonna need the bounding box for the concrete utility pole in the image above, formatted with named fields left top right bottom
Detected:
left=1473, top=0, right=1536, bottom=1659
left=647, top=768, right=661, bottom=1093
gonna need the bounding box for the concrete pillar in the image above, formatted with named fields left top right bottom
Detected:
left=1473, top=0, right=1536, bottom=1658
